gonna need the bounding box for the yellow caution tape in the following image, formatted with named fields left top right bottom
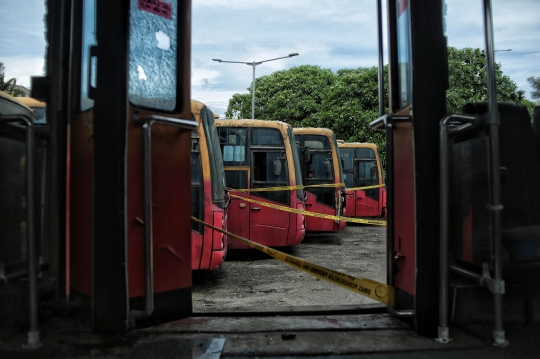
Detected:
left=229, top=183, right=345, bottom=193
left=192, top=216, right=395, bottom=306
left=229, top=194, right=386, bottom=226
left=345, top=184, right=386, bottom=191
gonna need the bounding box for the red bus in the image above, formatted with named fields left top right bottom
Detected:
left=216, top=120, right=305, bottom=248
left=338, top=142, right=386, bottom=218
left=190, top=100, right=227, bottom=270
left=293, top=128, right=346, bottom=232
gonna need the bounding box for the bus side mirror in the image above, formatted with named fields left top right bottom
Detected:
left=341, top=157, right=345, bottom=168
left=274, top=159, right=282, bottom=176
left=370, top=166, right=376, bottom=177
left=324, top=159, right=331, bottom=174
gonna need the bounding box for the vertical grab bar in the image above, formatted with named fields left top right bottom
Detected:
left=0, top=115, right=40, bottom=349
left=482, top=0, right=506, bottom=347
left=437, top=114, right=476, bottom=343
left=130, top=115, right=197, bottom=320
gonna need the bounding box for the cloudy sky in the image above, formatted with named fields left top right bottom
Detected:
left=1, top=0, right=539, bottom=116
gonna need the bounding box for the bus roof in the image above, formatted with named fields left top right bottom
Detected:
left=292, top=127, right=335, bottom=138
left=215, top=119, right=291, bottom=132
left=337, top=142, right=379, bottom=150
left=16, top=96, right=46, bottom=109
left=0, top=91, right=37, bottom=119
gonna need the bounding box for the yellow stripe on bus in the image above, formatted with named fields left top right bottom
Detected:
left=192, top=217, right=395, bottom=306
left=229, top=194, right=387, bottom=226
left=229, top=183, right=345, bottom=193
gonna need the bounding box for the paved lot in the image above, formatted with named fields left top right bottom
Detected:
left=192, top=223, right=387, bottom=308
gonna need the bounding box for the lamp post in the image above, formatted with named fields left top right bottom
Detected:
left=212, top=53, right=299, bottom=119
left=494, top=49, right=512, bottom=52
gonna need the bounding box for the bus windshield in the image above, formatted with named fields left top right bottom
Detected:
left=295, top=133, right=336, bottom=207
left=357, top=148, right=378, bottom=187
left=303, top=135, right=333, bottom=180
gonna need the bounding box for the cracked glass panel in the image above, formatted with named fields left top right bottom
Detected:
left=129, top=0, right=177, bottom=111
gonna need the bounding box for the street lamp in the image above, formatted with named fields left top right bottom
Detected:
left=212, top=53, right=299, bottom=119
left=494, top=49, right=512, bottom=52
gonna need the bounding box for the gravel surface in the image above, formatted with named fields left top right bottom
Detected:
left=192, top=223, right=387, bottom=309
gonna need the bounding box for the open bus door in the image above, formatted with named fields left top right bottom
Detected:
left=369, top=0, right=448, bottom=337
left=27, top=0, right=197, bottom=335
left=372, top=0, right=540, bottom=345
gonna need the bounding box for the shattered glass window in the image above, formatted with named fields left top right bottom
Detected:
left=129, top=0, right=177, bottom=111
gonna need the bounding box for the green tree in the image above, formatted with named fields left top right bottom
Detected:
left=225, top=65, right=387, bottom=152
left=0, top=62, right=24, bottom=97
left=309, top=67, right=387, bottom=154
left=527, top=76, right=540, bottom=100
left=225, top=65, right=335, bottom=127
left=447, top=47, right=535, bottom=115
left=225, top=47, right=533, bottom=160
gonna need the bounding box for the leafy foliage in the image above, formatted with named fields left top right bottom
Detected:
left=312, top=67, right=387, bottom=153
left=225, top=47, right=533, bottom=160
left=527, top=76, right=540, bottom=100
left=225, top=65, right=335, bottom=126
left=447, top=47, right=534, bottom=114
left=0, top=62, right=24, bottom=97
left=225, top=65, right=387, bottom=154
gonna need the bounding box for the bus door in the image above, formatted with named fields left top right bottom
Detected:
left=62, top=0, right=195, bottom=332
left=355, top=149, right=381, bottom=217
left=249, top=151, right=289, bottom=243
left=249, top=128, right=290, bottom=246
left=296, top=135, right=336, bottom=231
left=224, top=167, right=250, bottom=247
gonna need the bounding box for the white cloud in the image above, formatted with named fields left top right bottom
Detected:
left=191, top=67, right=221, bottom=88
left=2, top=0, right=538, bottom=107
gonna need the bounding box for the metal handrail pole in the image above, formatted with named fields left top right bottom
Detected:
left=483, top=0, right=506, bottom=346
left=437, top=114, right=476, bottom=343
left=377, top=0, right=385, bottom=117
